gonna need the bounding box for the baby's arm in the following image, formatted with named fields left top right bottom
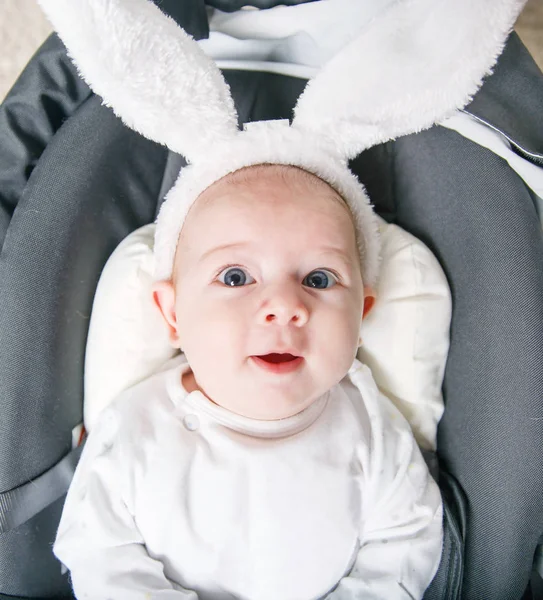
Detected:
left=325, top=399, right=443, bottom=600
left=54, top=407, right=197, bottom=600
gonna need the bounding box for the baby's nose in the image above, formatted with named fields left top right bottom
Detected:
left=257, top=287, right=309, bottom=327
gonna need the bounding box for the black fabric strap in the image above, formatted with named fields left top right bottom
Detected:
left=535, top=541, right=543, bottom=579
left=0, top=445, right=82, bottom=535
left=153, top=0, right=209, bottom=38
left=207, top=0, right=316, bottom=11
left=423, top=469, right=467, bottom=600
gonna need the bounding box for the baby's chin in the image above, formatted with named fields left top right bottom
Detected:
left=182, top=369, right=313, bottom=420
left=205, top=385, right=325, bottom=422
left=182, top=354, right=357, bottom=421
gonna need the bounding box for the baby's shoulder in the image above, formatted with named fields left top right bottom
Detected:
left=341, top=360, right=424, bottom=479
left=99, top=359, right=182, bottom=431
left=342, top=359, right=415, bottom=438
left=339, top=359, right=381, bottom=410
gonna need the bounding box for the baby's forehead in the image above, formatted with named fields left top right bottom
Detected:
left=178, top=165, right=359, bottom=257
left=176, top=163, right=357, bottom=247
left=173, top=164, right=363, bottom=281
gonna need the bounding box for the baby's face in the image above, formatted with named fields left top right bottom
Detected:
left=154, top=165, right=373, bottom=420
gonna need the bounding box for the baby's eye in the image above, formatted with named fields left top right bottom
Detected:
left=217, top=266, right=255, bottom=287
left=303, top=269, right=338, bottom=289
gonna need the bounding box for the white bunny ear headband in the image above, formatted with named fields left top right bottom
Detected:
left=38, top=0, right=525, bottom=287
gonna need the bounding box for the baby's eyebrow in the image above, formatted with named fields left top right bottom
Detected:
left=316, top=246, right=353, bottom=264
left=314, top=248, right=357, bottom=276
left=198, top=242, right=251, bottom=263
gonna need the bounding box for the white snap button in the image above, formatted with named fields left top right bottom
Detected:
left=183, top=415, right=200, bottom=431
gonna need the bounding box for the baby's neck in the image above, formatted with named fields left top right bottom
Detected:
left=181, top=369, right=224, bottom=409
left=181, top=369, right=199, bottom=394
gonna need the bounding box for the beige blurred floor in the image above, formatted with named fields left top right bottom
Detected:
left=0, top=0, right=542, bottom=102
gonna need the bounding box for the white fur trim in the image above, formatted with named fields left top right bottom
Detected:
left=154, top=122, right=381, bottom=287
left=37, top=0, right=238, bottom=159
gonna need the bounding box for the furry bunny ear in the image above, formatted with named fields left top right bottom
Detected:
left=37, top=0, right=239, bottom=161
left=293, top=0, right=526, bottom=158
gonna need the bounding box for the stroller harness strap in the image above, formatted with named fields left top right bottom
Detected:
left=0, top=445, right=83, bottom=534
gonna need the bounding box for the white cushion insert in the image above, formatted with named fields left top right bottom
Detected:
left=85, top=218, right=451, bottom=450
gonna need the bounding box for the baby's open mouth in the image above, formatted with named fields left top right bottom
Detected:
left=257, top=353, right=299, bottom=364
left=250, top=353, right=304, bottom=375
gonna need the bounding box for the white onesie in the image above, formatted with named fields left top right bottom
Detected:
left=54, top=356, right=443, bottom=600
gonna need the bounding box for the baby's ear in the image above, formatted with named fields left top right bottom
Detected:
left=362, top=287, right=376, bottom=320
left=152, top=280, right=182, bottom=348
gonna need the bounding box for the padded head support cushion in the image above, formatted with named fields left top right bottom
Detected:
left=84, top=218, right=451, bottom=451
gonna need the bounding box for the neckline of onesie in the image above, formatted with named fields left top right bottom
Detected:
left=166, top=356, right=329, bottom=439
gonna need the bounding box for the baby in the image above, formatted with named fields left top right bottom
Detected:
left=53, top=163, right=443, bottom=600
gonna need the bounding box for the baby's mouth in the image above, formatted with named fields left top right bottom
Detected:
left=250, top=353, right=304, bottom=375
left=257, top=353, right=299, bottom=364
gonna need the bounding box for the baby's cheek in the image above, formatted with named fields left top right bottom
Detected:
left=202, top=307, right=246, bottom=362
left=321, top=313, right=359, bottom=368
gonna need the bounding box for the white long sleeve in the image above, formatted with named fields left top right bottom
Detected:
left=325, top=365, right=443, bottom=599
left=54, top=406, right=198, bottom=599
left=325, top=437, right=442, bottom=599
